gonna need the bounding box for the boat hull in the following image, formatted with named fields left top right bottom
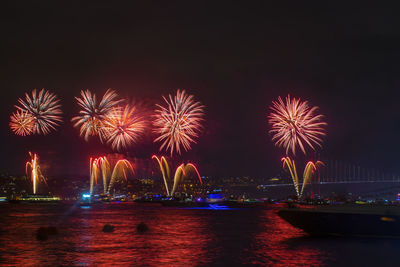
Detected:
left=278, top=206, right=400, bottom=238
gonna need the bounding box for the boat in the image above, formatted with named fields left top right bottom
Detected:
left=278, top=204, right=400, bottom=238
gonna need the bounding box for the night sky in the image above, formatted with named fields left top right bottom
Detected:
left=1, top=2, right=400, bottom=178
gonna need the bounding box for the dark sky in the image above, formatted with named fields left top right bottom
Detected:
left=1, top=2, right=400, bottom=178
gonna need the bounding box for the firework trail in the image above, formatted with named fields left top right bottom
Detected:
left=72, top=89, right=122, bottom=141
left=170, top=163, right=202, bottom=196
left=152, top=155, right=202, bottom=196
left=281, top=157, right=300, bottom=197
left=89, top=157, right=110, bottom=195
left=152, top=155, right=171, bottom=196
left=14, top=89, right=62, bottom=135
left=300, top=160, right=324, bottom=197
left=108, top=159, right=133, bottom=193
left=9, top=110, right=35, bottom=136
left=89, top=157, right=133, bottom=194
left=103, top=104, right=146, bottom=151
left=268, top=95, right=326, bottom=155
left=281, top=157, right=323, bottom=199
left=26, top=152, right=46, bottom=194
left=154, top=89, right=204, bottom=156
left=89, top=158, right=99, bottom=195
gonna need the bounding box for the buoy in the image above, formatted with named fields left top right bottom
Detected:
left=102, top=224, right=115, bottom=233
left=36, top=226, right=58, bottom=241
left=36, top=227, right=48, bottom=241
left=46, top=226, right=58, bottom=235
left=137, top=222, right=149, bottom=233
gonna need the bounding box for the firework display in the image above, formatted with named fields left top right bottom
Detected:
left=9, top=87, right=333, bottom=201
left=152, top=155, right=202, bottom=196
left=9, top=110, right=35, bottom=136
left=12, top=89, right=62, bottom=135
left=108, top=159, right=133, bottom=193
left=281, top=156, right=323, bottom=199
left=72, top=89, right=122, bottom=141
left=152, top=155, right=170, bottom=196
left=89, top=156, right=133, bottom=195
left=26, top=152, right=46, bottom=194
left=90, top=156, right=110, bottom=195
left=153, top=89, right=204, bottom=156
left=103, top=104, right=146, bottom=151
left=268, top=95, right=326, bottom=155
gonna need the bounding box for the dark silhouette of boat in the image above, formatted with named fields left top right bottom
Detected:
left=278, top=204, right=400, bottom=238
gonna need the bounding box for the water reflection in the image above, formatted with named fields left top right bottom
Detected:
left=1, top=204, right=400, bottom=266
left=0, top=203, right=213, bottom=266
left=248, top=210, right=329, bottom=265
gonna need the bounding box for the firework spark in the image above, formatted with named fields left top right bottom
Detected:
left=170, top=163, right=202, bottom=196
left=89, top=156, right=133, bottom=194
left=154, top=89, right=204, bottom=156
left=103, top=104, right=146, bottom=151
left=89, top=157, right=110, bottom=195
left=108, top=159, right=133, bottom=193
left=152, top=155, right=202, bottom=196
left=281, top=157, right=324, bottom=199
left=9, top=110, right=35, bottom=136
left=72, top=89, right=122, bottom=141
left=152, top=155, right=170, bottom=196
left=15, top=89, right=62, bottom=135
left=26, top=152, right=46, bottom=194
left=268, top=95, right=326, bottom=155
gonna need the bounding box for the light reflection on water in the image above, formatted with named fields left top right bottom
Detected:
left=0, top=203, right=400, bottom=266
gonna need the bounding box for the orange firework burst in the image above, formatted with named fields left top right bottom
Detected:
left=72, top=89, right=123, bottom=141
left=268, top=95, right=326, bottom=155
left=9, top=110, right=35, bottom=136
left=103, top=104, right=146, bottom=151
left=14, top=89, right=62, bottom=135
left=153, top=89, right=204, bottom=156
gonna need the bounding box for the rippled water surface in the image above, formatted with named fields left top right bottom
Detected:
left=0, top=203, right=400, bottom=266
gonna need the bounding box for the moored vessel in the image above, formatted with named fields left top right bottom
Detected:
left=278, top=204, right=400, bottom=238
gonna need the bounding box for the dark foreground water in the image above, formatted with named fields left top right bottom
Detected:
left=0, top=203, right=399, bottom=266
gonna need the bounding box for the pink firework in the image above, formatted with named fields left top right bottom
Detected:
left=15, top=89, right=62, bottom=135
left=103, top=104, right=146, bottom=151
left=153, top=89, right=204, bottom=156
left=268, top=95, right=326, bottom=155
left=72, top=89, right=123, bottom=141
